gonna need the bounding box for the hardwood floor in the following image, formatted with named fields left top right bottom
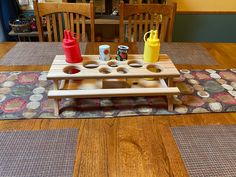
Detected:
left=0, top=42, right=236, bottom=177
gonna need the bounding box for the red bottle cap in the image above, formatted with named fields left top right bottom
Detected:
left=63, top=30, right=76, bottom=46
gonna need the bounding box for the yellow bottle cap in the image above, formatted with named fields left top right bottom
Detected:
left=147, top=30, right=159, bottom=46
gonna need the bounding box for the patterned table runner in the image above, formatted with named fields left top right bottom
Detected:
left=0, top=69, right=235, bottom=119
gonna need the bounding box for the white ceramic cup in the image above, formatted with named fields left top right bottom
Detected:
left=99, top=45, right=110, bottom=61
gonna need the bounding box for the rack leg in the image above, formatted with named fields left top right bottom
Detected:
left=167, top=95, right=173, bottom=112
left=168, top=78, right=173, bottom=87
left=53, top=80, right=58, bottom=90
left=167, top=78, right=175, bottom=111
left=54, top=99, right=60, bottom=116
left=59, top=80, right=66, bottom=90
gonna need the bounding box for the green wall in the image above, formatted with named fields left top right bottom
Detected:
left=173, top=14, right=236, bottom=42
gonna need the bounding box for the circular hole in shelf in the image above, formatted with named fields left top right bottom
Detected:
left=117, top=67, right=128, bottom=74
left=83, top=60, right=99, bottom=69
left=107, top=60, right=118, bottom=67
left=127, top=60, right=143, bottom=68
left=132, top=82, right=138, bottom=85
left=99, top=67, right=111, bottom=74
left=63, top=66, right=80, bottom=74
left=146, top=64, right=162, bottom=73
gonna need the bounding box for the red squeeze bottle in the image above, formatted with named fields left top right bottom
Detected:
left=62, top=30, right=82, bottom=63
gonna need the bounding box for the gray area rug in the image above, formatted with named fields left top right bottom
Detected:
left=137, top=42, right=218, bottom=65
left=0, top=42, right=87, bottom=66
left=0, top=129, right=78, bottom=177
left=171, top=125, right=236, bottom=177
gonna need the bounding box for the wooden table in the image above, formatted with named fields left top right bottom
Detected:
left=0, top=42, right=236, bottom=177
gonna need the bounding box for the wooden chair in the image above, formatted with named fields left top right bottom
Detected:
left=119, top=0, right=176, bottom=42
left=33, top=0, right=95, bottom=42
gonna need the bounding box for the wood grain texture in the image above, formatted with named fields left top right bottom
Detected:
left=48, top=87, right=180, bottom=98
left=0, top=42, right=236, bottom=177
left=37, top=2, right=91, bottom=17
left=47, top=54, right=180, bottom=79
left=0, top=42, right=16, bottom=59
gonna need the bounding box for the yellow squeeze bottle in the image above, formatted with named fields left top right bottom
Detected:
left=143, top=30, right=160, bottom=63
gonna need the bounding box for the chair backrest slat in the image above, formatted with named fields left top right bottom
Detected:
left=52, top=14, right=58, bottom=42
left=76, top=14, right=80, bottom=38
left=128, top=16, right=132, bottom=42
left=45, top=15, right=52, bottom=42
left=144, top=13, right=148, bottom=34
left=155, top=14, right=161, bottom=31
left=58, top=13, right=63, bottom=41
left=159, top=15, right=168, bottom=42
left=89, top=1, right=95, bottom=42
left=64, top=12, right=69, bottom=30
left=70, top=13, right=74, bottom=33
left=133, top=14, right=138, bottom=42
left=81, top=15, right=86, bottom=42
left=150, top=13, right=154, bottom=30
left=139, top=14, right=143, bottom=42
left=33, top=0, right=95, bottom=42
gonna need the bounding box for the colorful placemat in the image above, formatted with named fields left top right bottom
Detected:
left=171, top=125, right=236, bottom=177
left=0, top=69, right=235, bottom=119
left=0, top=42, right=87, bottom=66
left=0, top=129, right=78, bottom=177
left=137, top=42, right=218, bottom=65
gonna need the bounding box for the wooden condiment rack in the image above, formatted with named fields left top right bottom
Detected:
left=47, top=54, right=180, bottom=116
